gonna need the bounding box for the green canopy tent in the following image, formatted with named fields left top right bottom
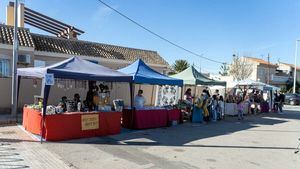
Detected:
left=170, top=66, right=227, bottom=120
left=170, top=66, right=226, bottom=86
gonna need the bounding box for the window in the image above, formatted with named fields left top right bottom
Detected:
left=0, top=59, right=10, bottom=77
left=34, top=60, right=46, bottom=67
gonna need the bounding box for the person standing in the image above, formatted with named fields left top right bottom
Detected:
left=211, top=95, right=218, bottom=122
left=134, top=89, right=146, bottom=109
left=278, top=91, right=285, bottom=114
left=273, top=91, right=279, bottom=112
left=184, top=88, right=193, bottom=104
left=237, top=96, right=244, bottom=120
left=219, top=96, right=225, bottom=119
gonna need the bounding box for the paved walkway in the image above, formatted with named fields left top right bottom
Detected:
left=0, top=125, right=71, bottom=169
left=0, top=105, right=300, bottom=169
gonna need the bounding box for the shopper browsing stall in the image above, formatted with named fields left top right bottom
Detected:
left=237, top=96, right=244, bottom=120
left=184, top=88, right=193, bottom=104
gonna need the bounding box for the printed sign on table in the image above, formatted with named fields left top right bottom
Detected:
left=81, top=114, right=99, bottom=130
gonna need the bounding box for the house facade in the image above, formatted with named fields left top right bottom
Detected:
left=277, top=62, right=300, bottom=83
left=215, top=56, right=294, bottom=89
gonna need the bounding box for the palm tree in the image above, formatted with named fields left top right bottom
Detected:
left=172, top=60, right=190, bottom=73
left=219, top=63, right=229, bottom=76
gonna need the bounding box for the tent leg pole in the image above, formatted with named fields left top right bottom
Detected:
left=130, top=83, right=135, bottom=128
left=224, top=85, right=227, bottom=119
left=16, top=76, right=21, bottom=123
left=181, top=86, right=184, bottom=100
left=130, top=83, right=134, bottom=108
left=40, top=85, right=51, bottom=144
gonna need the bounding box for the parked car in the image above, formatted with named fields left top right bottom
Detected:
left=284, top=93, right=300, bottom=105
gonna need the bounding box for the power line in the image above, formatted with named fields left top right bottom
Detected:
left=96, top=0, right=225, bottom=64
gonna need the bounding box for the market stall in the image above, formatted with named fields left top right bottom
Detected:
left=170, top=66, right=226, bottom=122
left=231, top=79, right=280, bottom=114
left=18, top=57, right=132, bottom=141
left=118, top=59, right=183, bottom=129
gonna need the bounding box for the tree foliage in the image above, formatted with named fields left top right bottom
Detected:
left=219, top=63, right=229, bottom=76
left=172, top=60, right=190, bottom=73
left=229, top=54, right=254, bottom=81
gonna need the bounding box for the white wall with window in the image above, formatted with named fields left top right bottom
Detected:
left=0, top=58, right=10, bottom=77
left=34, top=60, right=46, bottom=67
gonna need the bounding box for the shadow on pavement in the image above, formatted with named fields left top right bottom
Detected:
left=2, top=107, right=299, bottom=149
left=56, top=113, right=290, bottom=148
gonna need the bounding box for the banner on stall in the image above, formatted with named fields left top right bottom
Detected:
left=45, top=73, right=55, bottom=85
left=81, top=114, right=99, bottom=130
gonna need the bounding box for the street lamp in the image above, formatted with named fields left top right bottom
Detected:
left=11, top=0, right=19, bottom=118
left=294, top=40, right=299, bottom=94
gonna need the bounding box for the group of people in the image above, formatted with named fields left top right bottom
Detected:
left=226, top=89, right=286, bottom=120
left=184, top=88, right=225, bottom=122
left=183, top=87, right=286, bottom=122
left=57, top=93, right=82, bottom=112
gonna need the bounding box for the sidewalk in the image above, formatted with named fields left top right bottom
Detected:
left=0, top=113, right=23, bottom=125
left=0, top=125, right=71, bottom=169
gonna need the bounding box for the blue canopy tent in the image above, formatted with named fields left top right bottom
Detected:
left=17, top=56, right=132, bottom=142
left=118, top=59, right=183, bottom=86
left=118, top=59, right=183, bottom=107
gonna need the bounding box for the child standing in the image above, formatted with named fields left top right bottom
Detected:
left=211, top=95, right=218, bottom=122
left=218, top=96, right=225, bottom=119
left=237, top=97, right=244, bottom=120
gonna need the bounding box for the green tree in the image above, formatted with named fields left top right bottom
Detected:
left=219, top=63, right=229, bottom=76
left=172, top=60, right=190, bottom=73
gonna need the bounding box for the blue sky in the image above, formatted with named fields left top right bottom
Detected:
left=0, top=0, right=299, bottom=73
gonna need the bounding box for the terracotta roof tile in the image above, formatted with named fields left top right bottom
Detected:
left=244, top=57, right=277, bottom=67
left=0, top=24, right=168, bottom=65
left=0, top=24, right=34, bottom=48
left=31, top=33, right=167, bottom=65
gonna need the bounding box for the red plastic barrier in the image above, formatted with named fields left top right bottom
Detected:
left=167, top=109, right=182, bottom=123
left=22, top=107, right=121, bottom=141
left=122, top=109, right=168, bottom=129
left=23, top=107, right=42, bottom=135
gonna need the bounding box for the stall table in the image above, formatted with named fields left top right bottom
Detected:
left=122, top=108, right=181, bottom=129
left=23, top=107, right=121, bottom=141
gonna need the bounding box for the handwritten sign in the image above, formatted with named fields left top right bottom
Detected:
left=81, top=114, right=99, bottom=130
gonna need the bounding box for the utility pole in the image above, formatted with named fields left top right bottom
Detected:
left=294, top=40, right=299, bottom=94
left=11, top=0, right=19, bottom=118
left=267, top=53, right=270, bottom=84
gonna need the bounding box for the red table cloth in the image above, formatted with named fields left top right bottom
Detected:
left=167, top=109, right=182, bottom=123
left=23, top=107, right=121, bottom=141
left=122, top=109, right=171, bottom=129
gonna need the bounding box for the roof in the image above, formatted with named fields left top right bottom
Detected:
left=170, top=66, right=226, bottom=86
left=0, top=24, right=34, bottom=48
left=118, top=59, right=183, bottom=86
left=279, top=62, right=300, bottom=70
left=17, top=56, right=132, bottom=82
left=0, top=24, right=168, bottom=65
left=244, top=57, right=277, bottom=67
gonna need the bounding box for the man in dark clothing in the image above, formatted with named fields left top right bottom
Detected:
left=86, top=87, right=95, bottom=111
left=273, top=91, right=280, bottom=112
left=278, top=92, right=285, bottom=114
